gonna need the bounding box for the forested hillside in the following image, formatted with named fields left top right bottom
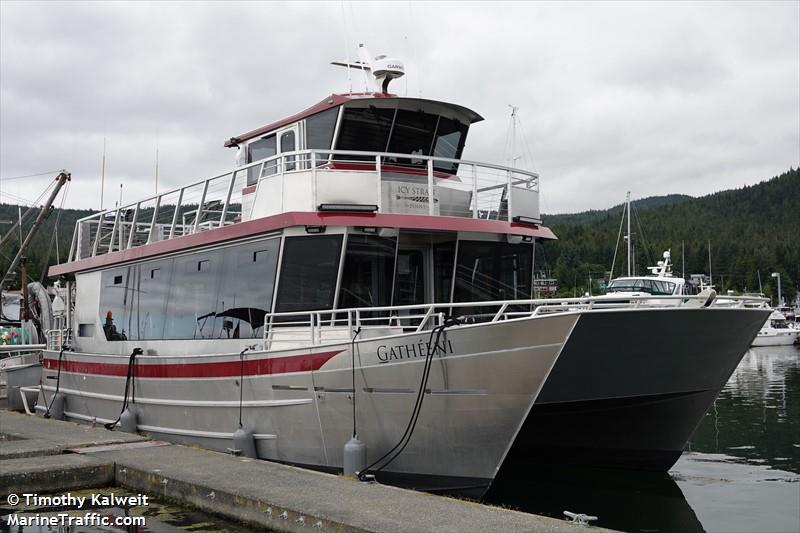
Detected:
left=1, top=168, right=797, bottom=303
left=0, top=203, right=94, bottom=283
left=539, top=168, right=800, bottom=302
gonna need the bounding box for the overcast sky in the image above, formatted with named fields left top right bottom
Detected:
left=1, top=1, right=798, bottom=214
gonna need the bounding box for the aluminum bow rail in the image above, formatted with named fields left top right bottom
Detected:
left=259, top=293, right=769, bottom=349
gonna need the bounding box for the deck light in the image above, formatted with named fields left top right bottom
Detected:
left=358, top=226, right=380, bottom=234
left=317, top=203, right=379, bottom=213
left=305, top=225, right=326, bottom=234
left=512, top=216, right=541, bottom=226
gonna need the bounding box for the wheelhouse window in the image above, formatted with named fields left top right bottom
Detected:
left=280, top=130, right=297, bottom=171
left=606, top=279, right=676, bottom=295
left=432, top=117, right=468, bottom=173
left=338, top=234, right=397, bottom=309
left=334, top=105, right=469, bottom=172
left=335, top=107, right=395, bottom=160
left=453, top=241, right=533, bottom=303
left=385, top=110, right=437, bottom=167
left=247, top=135, right=277, bottom=185
left=306, top=107, right=339, bottom=158
left=275, top=235, right=343, bottom=313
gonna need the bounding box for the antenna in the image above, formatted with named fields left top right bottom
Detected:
left=708, top=240, right=713, bottom=286
left=100, top=137, right=107, bottom=210
left=508, top=105, right=520, bottom=168
left=155, top=145, right=159, bottom=195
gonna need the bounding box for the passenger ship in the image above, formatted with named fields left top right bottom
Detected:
left=39, top=50, right=770, bottom=496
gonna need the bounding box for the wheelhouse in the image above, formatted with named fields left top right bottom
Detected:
left=52, top=91, right=551, bottom=354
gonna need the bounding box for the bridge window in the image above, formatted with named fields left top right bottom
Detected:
left=247, top=135, right=277, bottom=185
left=306, top=108, right=339, bottom=154
left=335, top=107, right=395, bottom=160
left=432, top=117, right=468, bottom=173
left=385, top=110, right=438, bottom=167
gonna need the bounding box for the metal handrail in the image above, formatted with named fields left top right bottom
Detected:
left=70, top=148, right=541, bottom=261
left=261, top=294, right=770, bottom=347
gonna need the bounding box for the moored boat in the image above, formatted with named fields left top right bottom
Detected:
left=751, top=310, right=800, bottom=346
left=38, top=50, right=770, bottom=496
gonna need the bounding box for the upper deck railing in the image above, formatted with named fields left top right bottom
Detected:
left=68, top=150, right=541, bottom=262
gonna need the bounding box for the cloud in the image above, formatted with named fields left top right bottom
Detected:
left=1, top=1, right=797, bottom=214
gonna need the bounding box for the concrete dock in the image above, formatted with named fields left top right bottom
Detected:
left=1, top=410, right=613, bottom=532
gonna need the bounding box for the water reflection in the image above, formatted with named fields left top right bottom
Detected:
left=486, top=345, right=800, bottom=533
left=688, top=346, right=800, bottom=473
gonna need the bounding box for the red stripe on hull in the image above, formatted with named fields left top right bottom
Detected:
left=42, top=350, right=342, bottom=378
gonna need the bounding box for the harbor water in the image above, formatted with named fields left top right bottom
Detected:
left=486, top=344, right=800, bottom=533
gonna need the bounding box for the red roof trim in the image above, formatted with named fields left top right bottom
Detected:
left=224, top=93, right=484, bottom=147
left=49, top=212, right=556, bottom=277
left=225, top=94, right=352, bottom=147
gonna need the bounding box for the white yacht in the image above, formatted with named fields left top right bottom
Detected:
left=752, top=310, right=800, bottom=346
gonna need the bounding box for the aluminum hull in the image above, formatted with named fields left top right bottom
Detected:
left=496, top=307, right=769, bottom=478
left=37, top=313, right=577, bottom=495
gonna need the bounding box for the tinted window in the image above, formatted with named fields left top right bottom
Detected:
left=385, top=110, right=438, bottom=167
left=432, top=117, right=468, bottom=173
left=393, top=249, right=426, bottom=306
left=164, top=250, right=223, bottom=339
left=280, top=130, right=296, bottom=171
left=275, top=235, right=343, bottom=313
left=434, top=242, right=456, bottom=303
left=99, top=266, right=135, bottom=341
left=335, top=107, right=395, bottom=160
left=247, top=135, right=277, bottom=185
left=214, top=239, right=279, bottom=338
left=130, top=258, right=173, bottom=340
left=306, top=108, right=339, bottom=153
left=453, top=241, right=532, bottom=303
left=338, top=234, right=396, bottom=309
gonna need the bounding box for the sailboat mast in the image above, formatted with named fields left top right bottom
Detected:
left=626, top=191, right=631, bottom=277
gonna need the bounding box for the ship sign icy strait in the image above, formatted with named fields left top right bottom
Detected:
left=40, top=48, right=769, bottom=497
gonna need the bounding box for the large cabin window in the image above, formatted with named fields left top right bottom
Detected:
left=99, top=266, right=135, bottom=341
left=213, top=240, right=279, bottom=338
left=275, top=235, right=343, bottom=313
left=335, top=107, right=395, bottom=160
left=338, top=234, right=397, bottom=309
left=131, top=258, right=173, bottom=340
left=99, top=238, right=280, bottom=341
left=453, top=241, right=533, bottom=303
left=164, top=250, right=223, bottom=339
left=247, top=135, right=277, bottom=185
